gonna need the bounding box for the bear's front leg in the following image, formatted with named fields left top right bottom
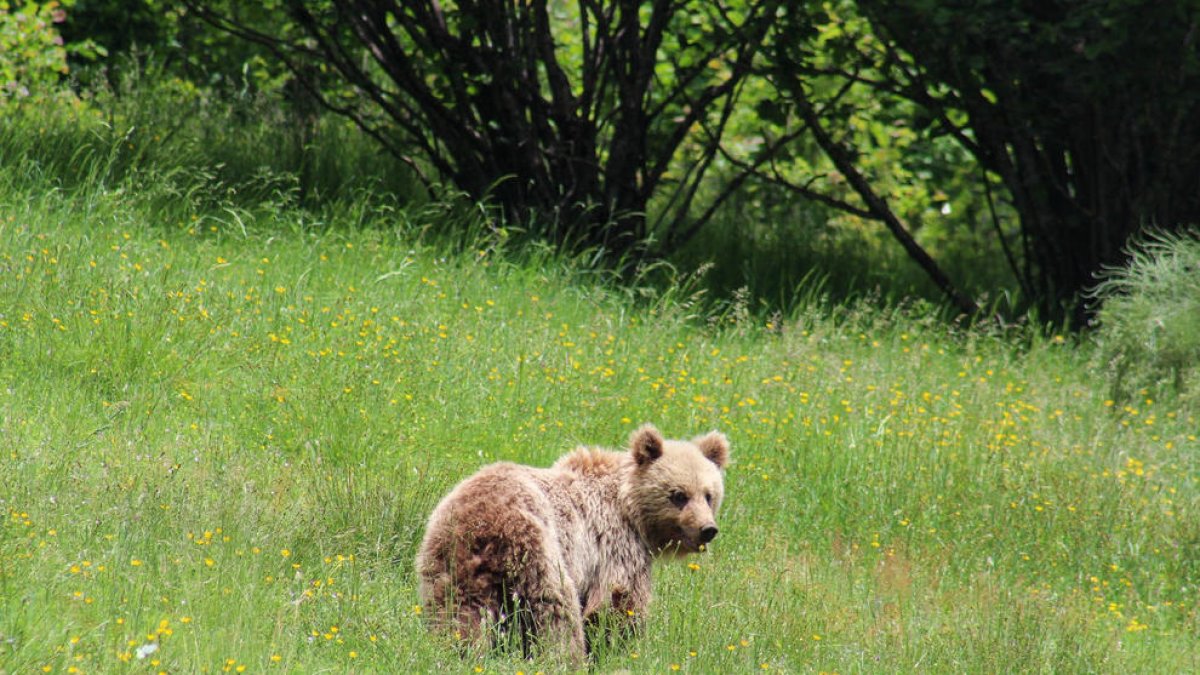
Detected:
left=528, top=584, right=586, bottom=663
left=610, top=583, right=651, bottom=637
left=583, top=581, right=651, bottom=654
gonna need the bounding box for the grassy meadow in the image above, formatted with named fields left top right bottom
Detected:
left=2, top=121, right=1199, bottom=674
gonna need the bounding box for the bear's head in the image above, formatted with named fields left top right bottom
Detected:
left=624, top=424, right=730, bottom=556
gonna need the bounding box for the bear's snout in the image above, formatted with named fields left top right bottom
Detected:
left=699, top=525, right=719, bottom=544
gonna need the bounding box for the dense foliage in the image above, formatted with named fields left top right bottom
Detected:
left=851, top=0, right=1200, bottom=322
left=1, top=0, right=103, bottom=106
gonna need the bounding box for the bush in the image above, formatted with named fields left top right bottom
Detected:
left=0, top=0, right=103, bottom=107
left=1091, top=230, right=1200, bottom=407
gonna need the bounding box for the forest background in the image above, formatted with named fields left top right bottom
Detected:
left=28, top=0, right=1200, bottom=326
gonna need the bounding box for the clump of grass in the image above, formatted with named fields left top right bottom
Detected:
left=1091, top=229, right=1200, bottom=407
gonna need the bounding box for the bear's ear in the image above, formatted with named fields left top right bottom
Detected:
left=693, top=431, right=729, bottom=469
left=630, top=424, right=664, bottom=466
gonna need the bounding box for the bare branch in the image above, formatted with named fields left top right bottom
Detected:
left=713, top=137, right=876, bottom=220
left=642, top=1, right=774, bottom=201
left=663, top=125, right=821, bottom=252
left=193, top=0, right=781, bottom=262
left=794, top=86, right=978, bottom=316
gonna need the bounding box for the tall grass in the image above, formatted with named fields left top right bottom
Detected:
left=0, top=57, right=424, bottom=215
left=1, top=89, right=1198, bottom=673
left=2, top=156, right=1198, bottom=673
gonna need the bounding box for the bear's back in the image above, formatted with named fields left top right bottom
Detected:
left=553, top=446, right=628, bottom=477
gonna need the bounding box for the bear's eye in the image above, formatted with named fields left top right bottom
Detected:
left=705, top=492, right=713, bottom=506
left=669, top=490, right=688, bottom=508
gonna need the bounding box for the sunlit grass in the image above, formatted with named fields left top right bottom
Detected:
left=1, top=170, right=1198, bottom=673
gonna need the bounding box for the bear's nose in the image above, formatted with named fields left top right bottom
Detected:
left=699, top=526, right=719, bottom=544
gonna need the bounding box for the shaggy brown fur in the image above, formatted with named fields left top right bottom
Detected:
left=415, top=424, right=730, bottom=660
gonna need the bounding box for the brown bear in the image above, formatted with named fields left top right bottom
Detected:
left=415, top=424, right=730, bottom=660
